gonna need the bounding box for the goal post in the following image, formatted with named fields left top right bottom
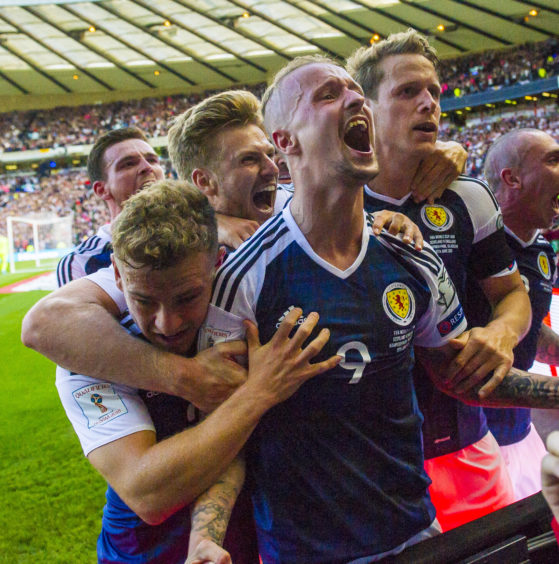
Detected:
left=6, top=213, right=74, bottom=273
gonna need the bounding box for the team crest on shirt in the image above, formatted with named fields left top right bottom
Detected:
left=73, top=382, right=128, bottom=429
left=383, top=282, right=415, bottom=326
left=421, top=204, right=453, bottom=232
left=538, top=252, right=552, bottom=280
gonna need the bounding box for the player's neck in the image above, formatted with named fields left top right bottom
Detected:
left=291, top=181, right=365, bottom=270
left=369, top=152, right=419, bottom=200
left=503, top=214, right=538, bottom=243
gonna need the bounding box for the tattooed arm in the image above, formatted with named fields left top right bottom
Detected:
left=187, top=456, right=245, bottom=561
left=416, top=343, right=559, bottom=408
left=536, top=323, right=559, bottom=366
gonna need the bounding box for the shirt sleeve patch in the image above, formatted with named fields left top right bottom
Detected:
left=437, top=305, right=465, bottom=337
left=73, top=382, right=128, bottom=429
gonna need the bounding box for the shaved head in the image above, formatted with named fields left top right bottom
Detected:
left=484, top=128, right=543, bottom=192
left=262, top=54, right=342, bottom=137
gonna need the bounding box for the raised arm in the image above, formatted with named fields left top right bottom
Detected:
left=21, top=277, right=247, bottom=412
left=536, top=323, right=559, bottom=366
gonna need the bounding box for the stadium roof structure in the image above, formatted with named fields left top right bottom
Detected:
left=1, top=0, right=558, bottom=110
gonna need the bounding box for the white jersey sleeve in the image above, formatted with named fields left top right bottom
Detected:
left=451, top=176, right=501, bottom=245
left=377, top=233, right=467, bottom=347
left=56, top=367, right=155, bottom=456
left=87, top=265, right=127, bottom=313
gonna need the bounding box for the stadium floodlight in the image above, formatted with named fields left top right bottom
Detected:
left=6, top=213, right=73, bottom=273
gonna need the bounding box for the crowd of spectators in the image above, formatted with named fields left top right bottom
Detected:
left=0, top=38, right=557, bottom=153
left=439, top=37, right=559, bottom=98
left=0, top=169, right=109, bottom=249
left=1, top=38, right=559, bottom=253
left=439, top=105, right=559, bottom=176
left=0, top=83, right=267, bottom=153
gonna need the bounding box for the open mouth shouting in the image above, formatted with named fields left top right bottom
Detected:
left=253, top=184, right=277, bottom=215
left=344, top=118, right=373, bottom=154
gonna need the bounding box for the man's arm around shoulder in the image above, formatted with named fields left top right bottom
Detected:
left=21, top=277, right=247, bottom=411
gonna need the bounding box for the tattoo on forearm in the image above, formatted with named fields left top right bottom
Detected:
left=190, top=479, right=242, bottom=546
left=471, top=367, right=559, bottom=408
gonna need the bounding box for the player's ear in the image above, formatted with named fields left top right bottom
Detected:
left=500, top=168, right=521, bottom=190
left=192, top=168, right=218, bottom=199
left=273, top=130, right=299, bottom=156
left=111, top=254, right=124, bottom=292
left=93, top=180, right=111, bottom=201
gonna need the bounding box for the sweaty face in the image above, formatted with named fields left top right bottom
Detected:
left=517, top=132, right=559, bottom=230
left=281, top=63, right=378, bottom=186
left=114, top=253, right=215, bottom=355
left=371, top=54, right=441, bottom=161
left=210, top=124, right=278, bottom=225
left=101, top=139, right=164, bottom=210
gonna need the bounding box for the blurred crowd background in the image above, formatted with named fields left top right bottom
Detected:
left=1, top=38, right=558, bottom=251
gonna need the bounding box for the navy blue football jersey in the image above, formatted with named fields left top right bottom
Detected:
left=56, top=224, right=113, bottom=286
left=482, top=229, right=557, bottom=446
left=200, top=205, right=466, bottom=563
left=365, top=176, right=515, bottom=458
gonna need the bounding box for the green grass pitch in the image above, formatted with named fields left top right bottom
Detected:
left=1, top=271, right=106, bottom=563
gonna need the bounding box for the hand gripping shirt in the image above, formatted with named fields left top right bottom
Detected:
left=198, top=204, right=466, bottom=564
left=482, top=229, right=557, bottom=446
left=364, top=175, right=516, bottom=458
left=56, top=223, right=112, bottom=287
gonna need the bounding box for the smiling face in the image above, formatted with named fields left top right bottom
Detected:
left=371, top=54, right=441, bottom=162
left=516, top=132, right=559, bottom=230
left=114, top=252, right=215, bottom=355
left=96, top=138, right=164, bottom=213
left=208, top=124, right=278, bottom=224
left=277, top=62, right=378, bottom=186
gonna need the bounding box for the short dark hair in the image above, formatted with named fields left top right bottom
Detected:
left=347, top=28, right=439, bottom=100
left=87, top=127, right=148, bottom=183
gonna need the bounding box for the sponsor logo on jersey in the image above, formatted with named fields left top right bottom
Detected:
left=538, top=252, right=552, bottom=280
left=437, top=304, right=465, bottom=336
left=202, top=326, right=232, bottom=347
left=421, top=204, right=453, bottom=232
left=382, top=282, right=415, bottom=326
left=73, top=382, right=128, bottom=429
left=276, top=305, right=307, bottom=328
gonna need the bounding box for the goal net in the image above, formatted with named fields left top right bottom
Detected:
left=6, top=213, right=74, bottom=273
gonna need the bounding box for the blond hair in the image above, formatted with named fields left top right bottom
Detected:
left=112, top=179, right=217, bottom=270
left=346, top=28, right=439, bottom=100
left=168, top=90, right=263, bottom=180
